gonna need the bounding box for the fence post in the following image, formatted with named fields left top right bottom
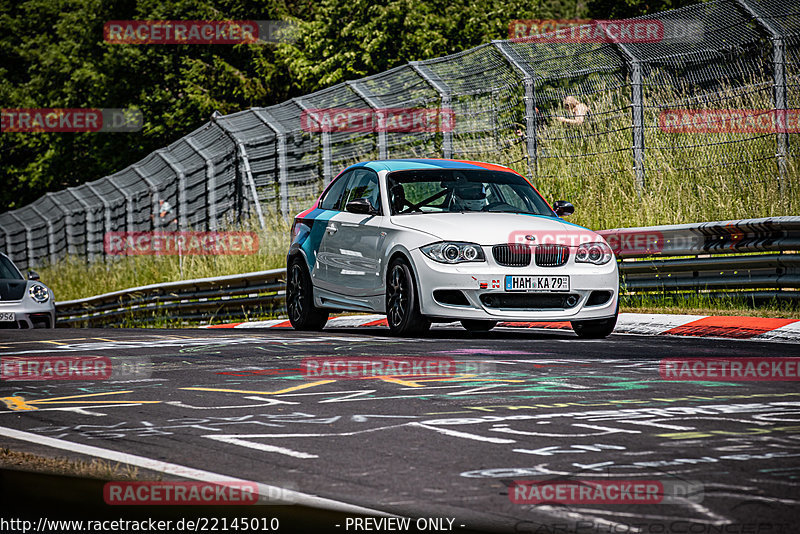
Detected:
left=608, top=36, right=646, bottom=195
left=493, top=40, right=538, bottom=178
left=8, top=212, right=33, bottom=269
left=46, top=192, right=74, bottom=258
left=347, top=80, right=387, bottom=159
left=253, top=109, right=289, bottom=218
left=28, top=205, right=56, bottom=266
left=185, top=138, right=217, bottom=230
left=85, top=183, right=112, bottom=259
left=63, top=188, right=96, bottom=261
left=132, top=164, right=161, bottom=231
left=293, top=97, right=331, bottom=186
left=157, top=150, right=188, bottom=229
left=0, top=225, right=9, bottom=257
left=212, top=113, right=267, bottom=231
left=410, top=61, right=453, bottom=159
left=107, top=176, right=134, bottom=236
left=734, top=0, right=788, bottom=194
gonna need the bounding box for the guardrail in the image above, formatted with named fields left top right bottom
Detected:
left=56, top=269, right=285, bottom=327
left=601, top=216, right=800, bottom=303
left=56, top=217, right=800, bottom=327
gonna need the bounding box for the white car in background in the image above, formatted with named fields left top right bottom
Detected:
left=286, top=159, right=618, bottom=338
left=0, top=252, right=56, bottom=328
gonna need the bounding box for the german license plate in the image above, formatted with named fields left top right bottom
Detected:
left=505, top=275, right=569, bottom=292
left=0, top=312, right=15, bottom=322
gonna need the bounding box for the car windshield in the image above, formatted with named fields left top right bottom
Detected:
left=387, top=169, right=555, bottom=216
left=0, top=255, right=23, bottom=280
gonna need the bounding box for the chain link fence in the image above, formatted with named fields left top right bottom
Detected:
left=1, top=0, right=798, bottom=269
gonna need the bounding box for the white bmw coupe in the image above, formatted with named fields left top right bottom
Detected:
left=286, top=159, right=618, bottom=337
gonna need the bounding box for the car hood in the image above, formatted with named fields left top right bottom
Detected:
left=0, top=278, right=27, bottom=301
left=390, top=212, right=601, bottom=246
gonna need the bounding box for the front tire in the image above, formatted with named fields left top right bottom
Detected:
left=571, top=305, right=617, bottom=339
left=386, top=258, right=430, bottom=336
left=461, top=320, right=497, bottom=332
left=286, top=257, right=328, bottom=331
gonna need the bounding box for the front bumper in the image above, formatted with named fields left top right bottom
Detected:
left=410, top=248, right=618, bottom=322
left=0, top=301, right=56, bottom=329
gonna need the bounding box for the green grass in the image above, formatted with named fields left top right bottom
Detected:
left=43, top=214, right=291, bottom=302
left=620, top=293, right=800, bottom=319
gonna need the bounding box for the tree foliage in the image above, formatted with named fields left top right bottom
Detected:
left=0, top=0, right=688, bottom=211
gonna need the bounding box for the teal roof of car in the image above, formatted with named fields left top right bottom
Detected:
left=344, top=159, right=520, bottom=174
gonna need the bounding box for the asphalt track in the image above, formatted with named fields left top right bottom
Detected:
left=0, top=325, right=798, bottom=534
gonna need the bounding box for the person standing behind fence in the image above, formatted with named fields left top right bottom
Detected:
left=556, top=96, right=590, bottom=126
left=151, top=199, right=177, bottom=228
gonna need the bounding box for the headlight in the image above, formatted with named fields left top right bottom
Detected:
left=29, top=284, right=50, bottom=303
left=421, top=242, right=485, bottom=264
left=575, top=242, right=613, bottom=265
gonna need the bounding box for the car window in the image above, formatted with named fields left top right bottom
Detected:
left=486, top=183, right=532, bottom=212
left=339, top=169, right=381, bottom=213
left=319, top=171, right=352, bottom=210
left=0, top=255, right=23, bottom=280
left=387, top=169, right=554, bottom=216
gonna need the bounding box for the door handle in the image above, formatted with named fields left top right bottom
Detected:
left=326, top=225, right=337, bottom=234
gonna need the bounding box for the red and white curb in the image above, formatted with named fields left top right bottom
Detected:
left=203, top=313, right=800, bottom=343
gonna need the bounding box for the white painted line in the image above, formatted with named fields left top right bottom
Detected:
left=614, top=313, right=706, bottom=335
left=204, top=435, right=318, bottom=459
left=235, top=319, right=289, bottom=328
left=0, top=425, right=392, bottom=516
left=409, top=422, right=516, bottom=444
left=202, top=312, right=800, bottom=342
left=752, top=320, right=800, bottom=342
left=326, top=315, right=385, bottom=327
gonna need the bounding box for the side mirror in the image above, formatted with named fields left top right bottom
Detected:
left=552, top=200, right=575, bottom=217
left=27, top=271, right=40, bottom=281
left=345, top=198, right=378, bottom=215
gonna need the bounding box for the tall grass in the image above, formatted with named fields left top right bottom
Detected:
left=42, top=213, right=291, bottom=301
